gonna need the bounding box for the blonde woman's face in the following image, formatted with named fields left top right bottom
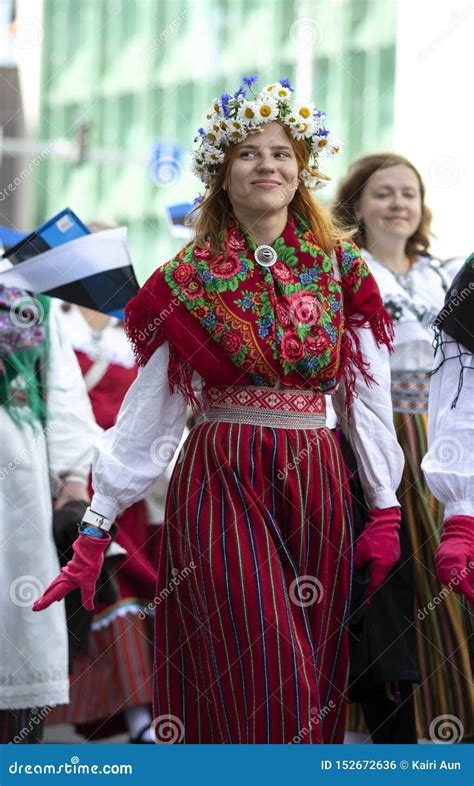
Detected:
left=356, top=165, right=422, bottom=246
left=227, top=122, right=299, bottom=220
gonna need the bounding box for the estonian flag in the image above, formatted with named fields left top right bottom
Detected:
left=0, top=210, right=138, bottom=318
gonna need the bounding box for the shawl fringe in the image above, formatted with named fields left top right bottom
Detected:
left=125, top=291, right=201, bottom=410
left=342, top=305, right=394, bottom=408
left=167, top=344, right=201, bottom=411
left=124, top=293, right=166, bottom=367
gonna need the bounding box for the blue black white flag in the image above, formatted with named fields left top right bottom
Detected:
left=0, top=209, right=138, bottom=318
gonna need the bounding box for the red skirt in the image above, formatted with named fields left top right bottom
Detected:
left=153, top=420, right=352, bottom=743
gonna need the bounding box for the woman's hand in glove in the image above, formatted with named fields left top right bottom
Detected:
left=32, top=531, right=111, bottom=612
left=353, top=507, right=401, bottom=597
left=436, top=515, right=474, bottom=602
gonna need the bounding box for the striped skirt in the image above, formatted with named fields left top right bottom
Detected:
left=395, top=410, right=474, bottom=739
left=153, top=419, right=352, bottom=744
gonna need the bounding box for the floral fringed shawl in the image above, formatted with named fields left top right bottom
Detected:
left=125, top=214, right=393, bottom=410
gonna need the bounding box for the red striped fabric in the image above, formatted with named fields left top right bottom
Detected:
left=47, top=611, right=153, bottom=730
left=153, top=421, right=352, bottom=743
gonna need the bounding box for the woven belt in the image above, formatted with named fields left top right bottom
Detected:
left=202, top=385, right=327, bottom=429
left=391, top=370, right=430, bottom=414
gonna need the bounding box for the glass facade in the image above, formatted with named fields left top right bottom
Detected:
left=36, top=0, right=396, bottom=280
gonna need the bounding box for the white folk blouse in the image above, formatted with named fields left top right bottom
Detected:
left=422, top=333, right=474, bottom=519
left=90, top=325, right=404, bottom=522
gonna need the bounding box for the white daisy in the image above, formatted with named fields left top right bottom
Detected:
left=299, top=168, right=329, bottom=191
left=254, top=95, right=279, bottom=123
left=292, top=102, right=316, bottom=122
left=262, top=82, right=283, bottom=95
left=202, top=147, right=225, bottom=166
left=275, top=86, right=292, bottom=102
left=237, top=100, right=260, bottom=125
left=311, top=134, right=330, bottom=154
left=290, top=120, right=317, bottom=140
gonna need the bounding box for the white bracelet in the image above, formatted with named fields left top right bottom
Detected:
left=81, top=506, right=114, bottom=532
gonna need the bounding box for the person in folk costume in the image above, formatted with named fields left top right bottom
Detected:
left=333, top=155, right=473, bottom=741
left=34, top=76, right=404, bottom=744
left=0, top=284, right=99, bottom=744
left=421, top=254, right=474, bottom=742
left=44, top=301, right=168, bottom=744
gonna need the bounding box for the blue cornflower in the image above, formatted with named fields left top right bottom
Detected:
left=220, top=92, right=233, bottom=118
left=280, top=77, right=293, bottom=90
left=318, top=127, right=329, bottom=138
left=242, top=74, right=258, bottom=86
left=197, top=127, right=206, bottom=136
left=192, top=194, right=204, bottom=208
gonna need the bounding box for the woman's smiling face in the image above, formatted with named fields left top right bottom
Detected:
left=356, top=164, right=422, bottom=246
left=227, top=121, right=299, bottom=220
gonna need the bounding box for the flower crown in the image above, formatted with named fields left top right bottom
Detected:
left=191, top=75, right=342, bottom=192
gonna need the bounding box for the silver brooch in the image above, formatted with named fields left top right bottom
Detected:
left=254, top=245, right=277, bottom=267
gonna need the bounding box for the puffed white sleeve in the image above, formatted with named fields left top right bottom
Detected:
left=46, top=310, right=101, bottom=488
left=90, top=342, right=188, bottom=521
left=333, top=325, right=404, bottom=509
left=421, top=334, right=474, bottom=518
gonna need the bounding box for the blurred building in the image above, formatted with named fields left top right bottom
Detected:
left=0, top=0, right=26, bottom=230
left=34, top=0, right=397, bottom=279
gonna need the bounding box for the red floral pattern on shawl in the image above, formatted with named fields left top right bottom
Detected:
left=125, top=215, right=393, bottom=409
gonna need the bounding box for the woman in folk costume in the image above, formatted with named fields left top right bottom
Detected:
left=422, top=259, right=474, bottom=744
left=422, top=256, right=474, bottom=744
left=333, top=155, right=473, bottom=741
left=35, top=76, right=404, bottom=744
left=45, top=303, right=165, bottom=743
left=0, top=286, right=99, bottom=743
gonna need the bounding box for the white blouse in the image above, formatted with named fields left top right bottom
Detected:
left=90, top=326, right=404, bottom=521
left=421, top=334, right=474, bottom=518
left=362, top=250, right=449, bottom=372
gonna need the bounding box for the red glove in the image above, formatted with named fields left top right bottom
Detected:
left=436, top=516, right=474, bottom=602
left=353, top=507, right=401, bottom=597
left=33, top=532, right=111, bottom=612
